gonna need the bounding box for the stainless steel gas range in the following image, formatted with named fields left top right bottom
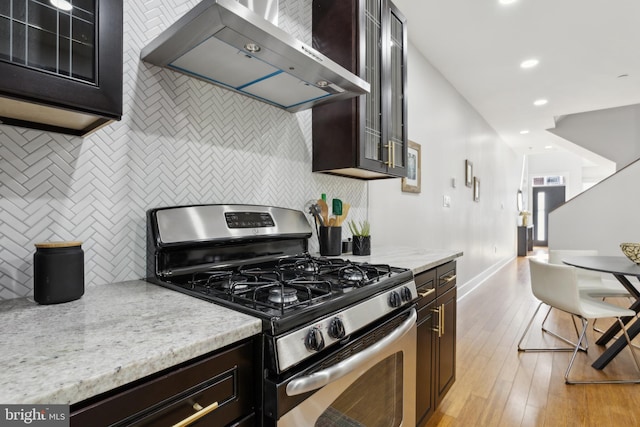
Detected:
left=146, top=204, right=417, bottom=426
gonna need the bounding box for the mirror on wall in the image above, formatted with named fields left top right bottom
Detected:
left=517, top=190, right=523, bottom=211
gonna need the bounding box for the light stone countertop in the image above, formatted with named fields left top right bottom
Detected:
left=0, top=280, right=262, bottom=405
left=331, top=245, right=463, bottom=275
left=0, top=247, right=461, bottom=406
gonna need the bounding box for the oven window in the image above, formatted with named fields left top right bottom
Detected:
left=315, top=353, right=403, bottom=427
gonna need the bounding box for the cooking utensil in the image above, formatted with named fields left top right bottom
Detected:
left=307, top=203, right=325, bottom=227
left=332, top=198, right=343, bottom=216
left=317, top=199, right=329, bottom=225
left=335, top=203, right=350, bottom=226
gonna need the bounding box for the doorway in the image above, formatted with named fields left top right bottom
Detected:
left=532, top=186, right=565, bottom=246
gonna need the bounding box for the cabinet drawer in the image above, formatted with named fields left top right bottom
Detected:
left=70, top=339, right=255, bottom=427
left=436, top=261, right=457, bottom=296
left=414, top=268, right=436, bottom=309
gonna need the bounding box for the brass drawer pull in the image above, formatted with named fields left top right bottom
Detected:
left=172, top=401, right=219, bottom=427
left=418, top=288, right=435, bottom=298
left=440, top=274, right=457, bottom=284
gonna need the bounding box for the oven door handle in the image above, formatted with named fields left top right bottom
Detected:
left=285, top=308, right=417, bottom=397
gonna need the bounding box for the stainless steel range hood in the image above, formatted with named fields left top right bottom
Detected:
left=140, top=0, right=369, bottom=112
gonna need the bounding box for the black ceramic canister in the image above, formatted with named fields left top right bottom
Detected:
left=33, top=241, right=85, bottom=304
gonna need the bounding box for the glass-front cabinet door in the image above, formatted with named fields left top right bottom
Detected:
left=360, top=0, right=407, bottom=177
left=311, top=0, right=407, bottom=179
left=386, top=1, right=407, bottom=175
left=0, top=0, right=96, bottom=82
left=363, top=0, right=383, bottom=166
left=0, top=0, right=122, bottom=136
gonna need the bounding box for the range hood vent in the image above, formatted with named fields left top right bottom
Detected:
left=141, top=0, right=369, bottom=112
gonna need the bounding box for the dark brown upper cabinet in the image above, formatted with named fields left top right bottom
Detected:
left=312, top=0, right=408, bottom=179
left=0, top=0, right=122, bottom=137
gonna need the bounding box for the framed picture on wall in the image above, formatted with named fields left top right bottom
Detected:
left=402, top=141, right=421, bottom=193
left=473, top=177, right=480, bottom=201
left=465, top=159, right=473, bottom=187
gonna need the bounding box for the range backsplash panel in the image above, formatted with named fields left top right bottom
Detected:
left=0, top=0, right=367, bottom=300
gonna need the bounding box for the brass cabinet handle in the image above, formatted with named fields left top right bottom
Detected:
left=431, top=306, right=441, bottom=337
left=391, top=141, right=396, bottom=168
left=418, top=288, right=435, bottom=298
left=385, top=142, right=392, bottom=166
left=172, top=401, right=219, bottom=427
left=432, top=304, right=445, bottom=337
left=440, top=274, right=457, bottom=284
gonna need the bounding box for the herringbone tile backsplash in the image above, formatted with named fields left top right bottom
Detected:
left=0, top=0, right=368, bottom=300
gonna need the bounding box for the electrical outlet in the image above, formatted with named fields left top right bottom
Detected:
left=443, top=195, right=451, bottom=208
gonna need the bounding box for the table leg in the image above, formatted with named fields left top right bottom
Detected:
left=595, top=299, right=640, bottom=345
left=592, top=316, right=640, bottom=370
left=592, top=274, right=640, bottom=369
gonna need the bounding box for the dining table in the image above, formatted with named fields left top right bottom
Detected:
left=562, top=255, right=640, bottom=369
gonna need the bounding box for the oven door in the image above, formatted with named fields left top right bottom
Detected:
left=277, top=307, right=416, bottom=427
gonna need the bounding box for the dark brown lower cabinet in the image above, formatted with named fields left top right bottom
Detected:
left=415, top=262, right=457, bottom=427
left=435, top=286, right=457, bottom=404
left=416, top=293, right=436, bottom=426
left=70, top=338, right=256, bottom=427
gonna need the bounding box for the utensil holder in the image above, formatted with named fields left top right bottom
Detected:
left=319, top=226, right=342, bottom=256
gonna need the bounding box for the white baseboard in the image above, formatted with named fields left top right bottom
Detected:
left=457, top=256, right=516, bottom=301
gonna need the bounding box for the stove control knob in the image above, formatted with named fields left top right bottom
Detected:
left=305, top=327, right=325, bottom=352
left=401, top=286, right=413, bottom=302
left=389, top=291, right=402, bottom=308
left=328, top=317, right=346, bottom=339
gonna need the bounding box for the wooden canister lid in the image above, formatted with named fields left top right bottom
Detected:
left=34, top=241, right=82, bottom=249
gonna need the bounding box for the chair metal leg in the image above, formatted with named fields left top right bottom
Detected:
left=565, top=316, right=640, bottom=385
left=618, top=317, right=640, bottom=373
left=543, top=309, right=588, bottom=350
left=564, top=317, right=589, bottom=382
left=592, top=297, right=640, bottom=349
left=518, top=302, right=587, bottom=352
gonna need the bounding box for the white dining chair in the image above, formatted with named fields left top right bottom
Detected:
left=519, top=258, right=640, bottom=384
left=550, top=249, right=633, bottom=336
left=548, top=249, right=631, bottom=298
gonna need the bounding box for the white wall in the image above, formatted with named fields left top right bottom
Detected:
left=368, top=40, right=520, bottom=286
left=526, top=151, right=584, bottom=201
left=549, top=160, right=640, bottom=254
left=0, top=0, right=369, bottom=300
left=549, top=104, right=640, bottom=170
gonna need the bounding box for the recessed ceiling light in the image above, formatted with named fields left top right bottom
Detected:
left=520, top=130, right=530, bottom=134
left=244, top=43, right=261, bottom=53
left=520, top=59, right=539, bottom=69
left=533, top=99, right=548, bottom=106
left=499, top=0, right=518, bottom=4
left=545, top=145, right=553, bottom=149
left=50, top=0, right=73, bottom=11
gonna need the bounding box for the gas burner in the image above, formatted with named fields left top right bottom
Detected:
left=225, top=277, right=278, bottom=294
left=278, top=256, right=319, bottom=276
left=222, top=280, right=249, bottom=292
left=340, top=266, right=367, bottom=282
left=268, top=287, right=299, bottom=305
left=293, top=260, right=318, bottom=275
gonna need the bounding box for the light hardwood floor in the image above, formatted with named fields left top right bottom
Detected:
left=426, top=251, right=640, bottom=427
